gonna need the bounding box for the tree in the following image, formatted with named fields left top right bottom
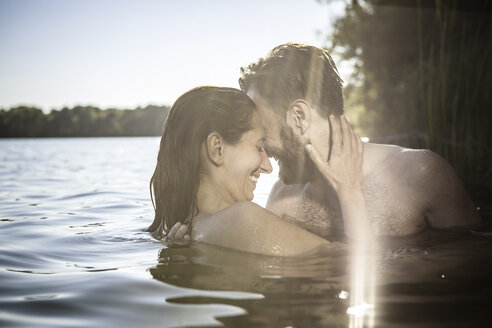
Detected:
left=324, top=0, right=492, bottom=186
left=0, top=105, right=170, bottom=137
left=0, top=106, right=46, bottom=137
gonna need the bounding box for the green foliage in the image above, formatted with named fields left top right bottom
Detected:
left=325, top=0, right=492, bottom=186
left=0, top=105, right=169, bottom=138
left=0, top=106, right=46, bottom=137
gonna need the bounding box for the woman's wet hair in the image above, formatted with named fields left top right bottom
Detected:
left=147, top=86, right=256, bottom=237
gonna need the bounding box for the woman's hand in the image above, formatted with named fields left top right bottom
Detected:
left=305, top=114, right=363, bottom=192
left=166, top=221, right=191, bottom=241
left=306, top=115, right=372, bottom=242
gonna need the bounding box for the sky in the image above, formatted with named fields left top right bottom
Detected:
left=0, top=0, right=346, bottom=112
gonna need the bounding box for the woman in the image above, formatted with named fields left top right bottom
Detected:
left=148, top=86, right=371, bottom=256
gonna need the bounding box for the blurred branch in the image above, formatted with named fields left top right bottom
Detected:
left=320, top=0, right=492, bottom=186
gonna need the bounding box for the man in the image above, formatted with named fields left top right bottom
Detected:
left=238, top=42, right=480, bottom=237
left=168, top=42, right=480, bottom=240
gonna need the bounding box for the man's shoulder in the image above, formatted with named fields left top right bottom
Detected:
left=269, top=179, right=304, bottom=201
left=266, top=179, right=304, bottom=213
left=370, top=144, right=457, bottom=193
left=372, top=145, right=480, bottom=227
left=387, top=146, right=447, bottom=176
left=369, top=143, right=442, bottom=174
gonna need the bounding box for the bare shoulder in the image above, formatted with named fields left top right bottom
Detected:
left=387, top=147, right=454, bottom=182
left=192, top=201, right=269, bottom=244
left=270, top=179, right=284, bottom=196
left=266, top=179, right=304, bottom=211
left=193, top=201, right=328, bottom=256
left=365, top=142, right=443, bottom=175
left=226, top=201, right=271, bottom=220
left=269, top=179, right=303, bottom=199
left=201, top=201, right=277, bottom=232
left=384, top=146, right=480, bottom=226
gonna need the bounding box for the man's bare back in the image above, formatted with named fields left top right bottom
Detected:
left=266, top=143, right=481, bottom=237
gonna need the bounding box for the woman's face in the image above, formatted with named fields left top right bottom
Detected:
left=222, top=112, right=273, bottom=202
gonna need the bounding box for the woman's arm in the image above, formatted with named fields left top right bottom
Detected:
left=192, top=201, right=330, bottom=256
left=306, top=115, right=373, bottom=243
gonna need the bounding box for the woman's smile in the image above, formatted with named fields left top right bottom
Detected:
left=249, top=175, right=259, bottom=184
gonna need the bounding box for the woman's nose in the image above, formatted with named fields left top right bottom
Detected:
left=260, top=151, right=273, bottom=174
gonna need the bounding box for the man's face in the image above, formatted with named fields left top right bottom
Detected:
left=247, top=88, right=316, bottom=185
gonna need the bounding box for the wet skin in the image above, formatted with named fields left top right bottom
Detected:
left=189, top=111, right=332, bottom=256
left=174, top=110, right=370, bottom=255
left=247, top=87, right=481, bottom=237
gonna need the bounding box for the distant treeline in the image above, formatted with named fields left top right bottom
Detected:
left=0, top=105, right=170, bottom=137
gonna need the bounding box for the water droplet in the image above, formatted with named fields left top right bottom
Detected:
left=338, top=290, right=349, bottom=299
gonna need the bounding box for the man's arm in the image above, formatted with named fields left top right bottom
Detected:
left=410, top=150, right=481, bottom=228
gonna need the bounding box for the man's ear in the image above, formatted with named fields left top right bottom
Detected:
left=288, top=99, right=311, bottom=135
left=205, top=132, right=225, bottom=166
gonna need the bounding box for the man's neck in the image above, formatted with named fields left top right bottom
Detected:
left=304, top=171, right=337, bottom=200
left=303, top=142, right=375, bottom=199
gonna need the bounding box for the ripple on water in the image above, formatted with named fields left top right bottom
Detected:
left=0, top=264, right=263, bottom=328
left=54, top=191, right=114, bottom=201
left=2, top=138, right=492, bottom=328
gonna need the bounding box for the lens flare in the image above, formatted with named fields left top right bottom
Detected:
left=348, top=241, right=376, bottom=328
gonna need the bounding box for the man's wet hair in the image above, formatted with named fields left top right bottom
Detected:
left=239, top=42, right=344, bottom=119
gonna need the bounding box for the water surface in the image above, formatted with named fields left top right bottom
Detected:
left=1, top=137, right=491, bottom=327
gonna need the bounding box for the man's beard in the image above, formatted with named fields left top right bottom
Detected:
left=273, top=124, right=317, bottom=185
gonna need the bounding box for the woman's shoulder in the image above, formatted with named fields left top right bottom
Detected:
left=192, top=201, right=285, bottom=246
left=191, top=202, right=270, bottom=251
left=227, top=200, right=266, bottom=214
left=210, top=201, right=276, bottom=227
left=193, top=202, right=264, bottom=232
left=193, top=201, right=328, bottom=256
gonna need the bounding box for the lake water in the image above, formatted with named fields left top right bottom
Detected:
left=1, top=137, right=492, bottom=328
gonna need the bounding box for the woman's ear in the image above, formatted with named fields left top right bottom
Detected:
left=288, top=99, right=311, bottom=135
left=205, top=132, right=225, bottom=166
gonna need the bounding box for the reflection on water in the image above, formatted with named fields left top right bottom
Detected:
left=1, top=138, right=492, bottom=327
left=150, top=230, right=492, bottom=328
left=151, top=243, right=351, bottom=327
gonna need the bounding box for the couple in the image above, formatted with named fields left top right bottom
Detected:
left=147, top=43, right=480, bottom=255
